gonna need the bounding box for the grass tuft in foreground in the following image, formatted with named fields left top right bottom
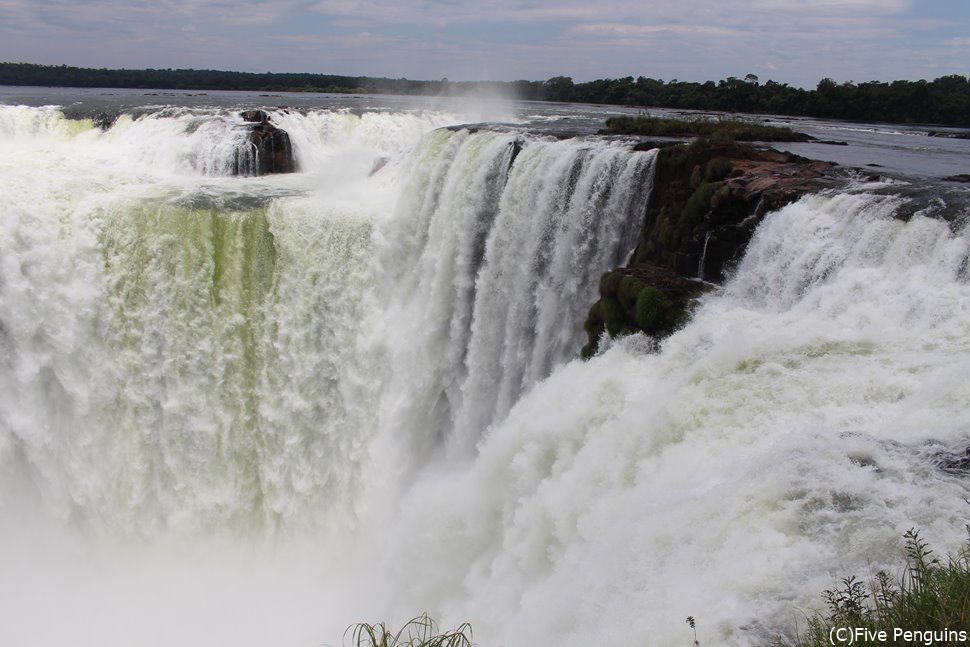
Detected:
left=605, top=115, right=812, bottom=142
left=347, top=614, right=475, bottom=647
left=778, top=529, right=970, bottom=646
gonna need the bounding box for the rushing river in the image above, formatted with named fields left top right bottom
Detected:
left=1, top=87, right=969, bottom=647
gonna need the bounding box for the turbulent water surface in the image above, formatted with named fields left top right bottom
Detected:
left=1, top=88, right=969, bottom=647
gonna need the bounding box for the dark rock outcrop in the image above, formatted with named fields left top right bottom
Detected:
left=233, top=109, right=296, bottom=175
left=933, top=446, right=970, bottom=471
left=240, top=109, right=270, bottom=124
left=929, top=131, right=970, bottom=140
left=582, top=142, right=841, bottom=357
left=636, top=143, right=837, bottom=281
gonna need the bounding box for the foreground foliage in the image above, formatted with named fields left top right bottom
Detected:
left=347, top=614, right=474, bottom=647
left=779, top=530, right=970, bottom=646
left=341, top=529, right=970, bottom=647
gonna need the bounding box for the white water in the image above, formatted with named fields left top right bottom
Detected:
left=381, top=192, right=970, bottom=646
left=1, top=103, right=969, bottom=647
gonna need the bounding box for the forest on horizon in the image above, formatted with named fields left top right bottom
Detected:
left=2, top=62, right=969, bottom=127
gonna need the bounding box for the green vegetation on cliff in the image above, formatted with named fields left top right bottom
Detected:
left=581, top=267, right=707, bottom=358
left=634, top=141, right=746, bottom=275
left=581, top=142, right=750, bottom=357
left=581, top=135, right=837, bottom=358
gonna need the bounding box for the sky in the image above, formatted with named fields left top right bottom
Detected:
left=0, top=0, right=967, bottom=88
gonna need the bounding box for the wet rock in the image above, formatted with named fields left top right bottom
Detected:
left=637, top=143, right=838, bottom=282
left=581, top=142, right=841, bottom=356
left=369, top=156, right=389, bottom=176
left=934, top=447, right=970, bottom=471
left=943, top=174, right=970, bottom=183
left=929, top=131, right=970, bottom=140
left=234, top=109, right=296, bottom=175
left=93, top=112, right=118, bottom=130
left=240, top=109, right=270, bottom=124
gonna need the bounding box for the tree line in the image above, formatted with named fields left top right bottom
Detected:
left=2, top=62, right=969, bottom=127
left=532, top=74, right=970, bottom=127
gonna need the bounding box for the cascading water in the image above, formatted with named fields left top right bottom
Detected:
left=0, top=100, right=968, bottom=647
left=373, top=128, right=656, bottom=465
left=0, top=105, right=461, bottom=540
left=370, top=190, right=970, bottom=647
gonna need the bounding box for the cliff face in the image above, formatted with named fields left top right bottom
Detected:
left=582, top=142, right=840, bottom=357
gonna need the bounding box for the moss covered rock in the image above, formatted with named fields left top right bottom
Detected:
left=632, top=142, right=837, bottom=282
left=580, top=140, right=839, bottom=359
left=582, top=266, right=709, bottom=356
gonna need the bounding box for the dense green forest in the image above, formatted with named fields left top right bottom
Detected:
left=2, top=62, right=969, bottom=127
left=538, top=74, right=970, bottom=127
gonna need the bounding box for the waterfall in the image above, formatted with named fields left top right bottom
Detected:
left=0, top=105, right=461, bottom=538
left=378, top=191, right=970, bottom=647
left=0, top=108, right=657, bottom=536
left=1, top=102, right=968, bottom=647
left=697, top=230, right=712, bottom=279
left=374, top=128, right=656, bottom=463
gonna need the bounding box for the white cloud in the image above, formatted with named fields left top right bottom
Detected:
left=0, top=0, right=964, bottom=87
left=743, top=0, right=909, bottom=12
left=568, top=22, right=748, bottom=38
left=272, top=31, right=397, bottom=47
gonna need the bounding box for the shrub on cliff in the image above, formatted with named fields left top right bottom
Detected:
left=600, top=297, right=628, bottom=336
left=618, top=275, right=646, bottom=313
left=635, top=287, right=674, bottom=331
left=705, top=157, right=733, bottom=182
left=599, top=271, right=623, bottom=298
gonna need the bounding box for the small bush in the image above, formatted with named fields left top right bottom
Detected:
left=710, top=184, right=732, bottom=209
left=690, top=164, right=703, bottom=188
left=618, top=275, right=645, bottom=313
left=583, top=301, right=604, bottom=335
left=705, top=157, right=733, bottom=182
left=599, top=271, right=623, bottom=298
left=635, top=287, right=672, bottom=331
left=600, top=297, right=627, bottom=336
left=682, top=182, right=719, bottom=228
